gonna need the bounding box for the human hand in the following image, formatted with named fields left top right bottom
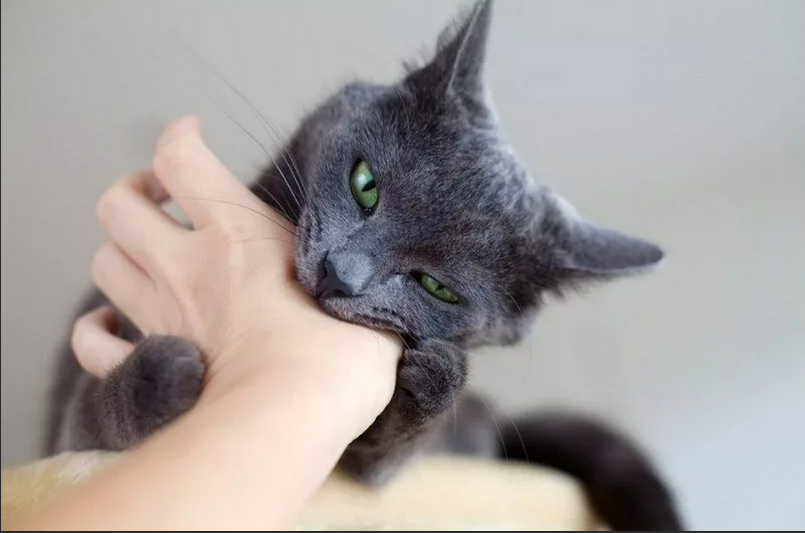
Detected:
left=77, top=116, right=400, bottom=428
left=14, top=118, right=400, bottom=531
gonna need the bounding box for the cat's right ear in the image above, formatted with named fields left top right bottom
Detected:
left=558, top=219, right=665, bottom=279
left=403, top=0, right=493, bottom=108
left=535, top=193, right=665, bottom=286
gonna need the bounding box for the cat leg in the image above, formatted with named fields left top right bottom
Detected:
left=338, top=338, right=467, bottom=485
left=55, top=335, right=205, bottom=452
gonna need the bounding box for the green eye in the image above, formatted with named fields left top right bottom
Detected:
left=415, top=273, right=460, bottom=304
left=350, top=160, right=378, bottom=211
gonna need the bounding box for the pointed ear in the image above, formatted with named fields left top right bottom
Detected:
left=405, top=0, right=493, bottom=103
left=561, top=219, right=665, bottom=277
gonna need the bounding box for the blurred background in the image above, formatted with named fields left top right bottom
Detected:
left=2, top=0, right=803, bottom=529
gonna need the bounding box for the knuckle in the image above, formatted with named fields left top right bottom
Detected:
left=158, top=257, right=186, bottom=294
left=70, top=315, right=91, bottom=355
left=153, top=135, right=191, bottom=181
left=159, top=261, right=195, bottom=307
left=157, top=241, right=190, bottom=282
left=95, top=187, right=119, bottom=226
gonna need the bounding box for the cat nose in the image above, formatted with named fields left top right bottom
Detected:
left=316, top=251, right=374, bottom=298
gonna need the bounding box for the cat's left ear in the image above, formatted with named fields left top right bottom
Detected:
left=559, top=218, right=665, bottom=278
left=405, top=0, right=493, bottom=108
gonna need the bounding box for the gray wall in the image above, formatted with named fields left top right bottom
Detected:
left=2, top=1, right=803, bottom=529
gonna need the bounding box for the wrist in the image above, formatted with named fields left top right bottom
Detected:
left=202, top=309, right=401, bottom=438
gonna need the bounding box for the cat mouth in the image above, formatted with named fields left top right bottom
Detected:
left=315, top=296, right=404, bottom=336
left=303, top=254, right=405, bottom=334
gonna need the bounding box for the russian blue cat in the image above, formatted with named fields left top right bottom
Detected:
left=48, top=1, right=683, bottom=529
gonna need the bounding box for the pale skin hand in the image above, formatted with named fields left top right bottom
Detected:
left=12, top=116, right=400, bottom=531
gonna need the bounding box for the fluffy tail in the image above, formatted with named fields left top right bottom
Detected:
left=440, top=394, right=684, bottom=530
left=497, top=410, right=684, bottom=531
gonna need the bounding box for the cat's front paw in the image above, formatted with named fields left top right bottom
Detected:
left=398, top=339, right=468, bottom=420
left=130, top=335, right=205, bottom=431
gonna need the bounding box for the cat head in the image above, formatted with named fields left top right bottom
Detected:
left=289, top=0, right=663, bottom=347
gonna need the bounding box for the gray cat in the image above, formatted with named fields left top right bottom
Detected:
left=47, top=1, right=683, bottom=530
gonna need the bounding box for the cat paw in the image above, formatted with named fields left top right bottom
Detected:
left=130, top=335, right=205, bottom=430
left=398, top=340, right=467, bottom=419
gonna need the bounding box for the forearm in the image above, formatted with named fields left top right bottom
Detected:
left=16, top=323, right=400, bottom=531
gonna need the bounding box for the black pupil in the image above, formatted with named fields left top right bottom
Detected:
left=362, top=181, right=376, bottom=192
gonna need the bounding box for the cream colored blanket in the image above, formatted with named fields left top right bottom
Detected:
left=1, top=452, right=602, bottom=530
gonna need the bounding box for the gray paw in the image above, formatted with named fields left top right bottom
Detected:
left=397, top=340, right=467, bottom=420
left=130, top=335, right=205, bottom=429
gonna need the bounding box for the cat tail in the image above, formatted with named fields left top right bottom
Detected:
left=495, top=408, right=685, bottom=531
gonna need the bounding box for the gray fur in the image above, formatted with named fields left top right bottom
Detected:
left=48, top=1, right=681, bottom=529
left=56, top=335, right=203, bottom=452
left=278, top=2, right=665, bottom=488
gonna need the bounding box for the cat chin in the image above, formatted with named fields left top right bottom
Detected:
left=316, top=296, right=372, bottom=324
left=316, top=297, right=405, bottom=335
left=314, top=296, right=351, bottom=318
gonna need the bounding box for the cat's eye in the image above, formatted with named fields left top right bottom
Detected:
left=414, top=273, right=460, bottom=304
left=350, top=160, right=378, bottom=211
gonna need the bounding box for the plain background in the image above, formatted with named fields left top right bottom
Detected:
left=2, top=0, right=803, bottom=529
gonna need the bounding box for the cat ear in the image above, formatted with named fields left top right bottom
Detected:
left=560, top=219, right=665, bottom=277
left=405, top=0, right=493, bottom=103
